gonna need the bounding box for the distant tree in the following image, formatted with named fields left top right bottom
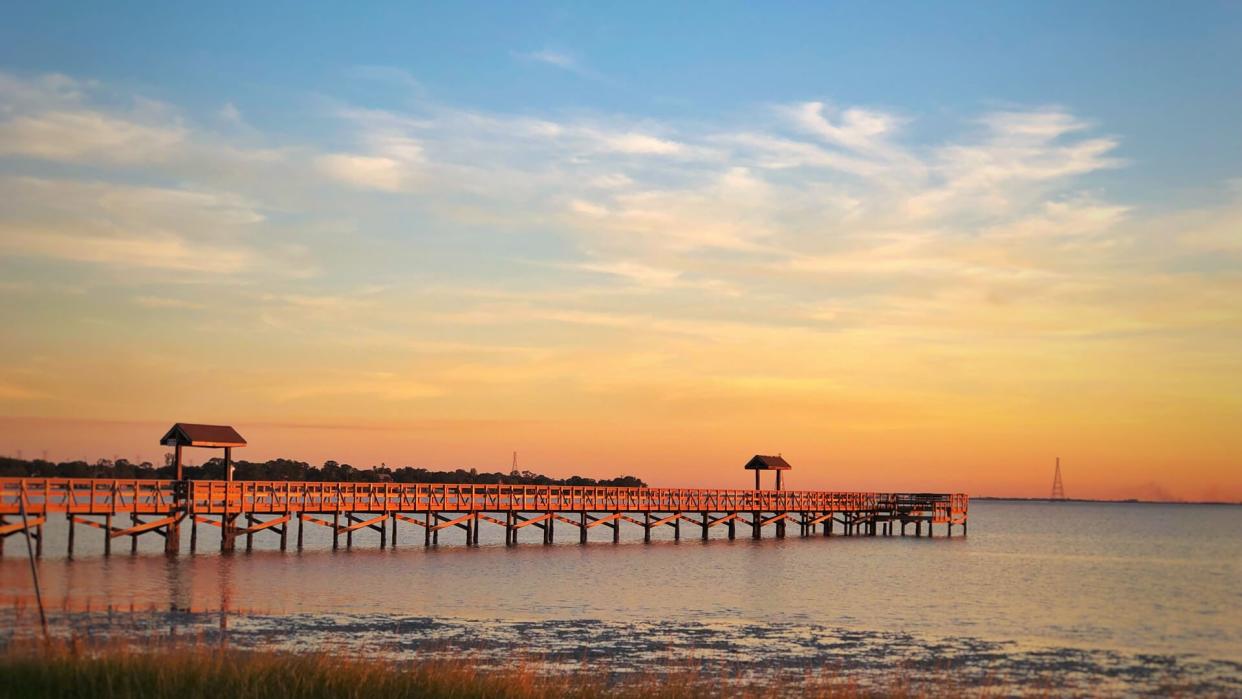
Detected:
left=0, top=455, right=646, bottom=488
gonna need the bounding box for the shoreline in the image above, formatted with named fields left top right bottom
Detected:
left=3, top=608, right=1238, bottom=697
left=972, top=496, right=1241, bottom=506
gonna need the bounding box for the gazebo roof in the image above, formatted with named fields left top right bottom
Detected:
left=744, top=454, right=791, bottom=471
left=160, top=423, right=247, bottom=448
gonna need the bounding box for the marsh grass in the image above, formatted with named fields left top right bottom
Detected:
left=0, top=636, right=1011, bottom=699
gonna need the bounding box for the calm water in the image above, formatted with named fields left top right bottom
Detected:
left=3, top=501, right=1240, bottom=695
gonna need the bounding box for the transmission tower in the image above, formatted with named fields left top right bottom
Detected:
left=1050, top=457, right=1066, bottom=500
left=510, top=451, right=519, bottom=478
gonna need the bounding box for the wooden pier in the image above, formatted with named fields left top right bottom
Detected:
left=0, top=478, right=968, bottom=557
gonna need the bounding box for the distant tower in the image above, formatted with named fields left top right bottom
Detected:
left=1050, top=457, right=1066, bottom=500
left=510, top=451, right=519, bottom=477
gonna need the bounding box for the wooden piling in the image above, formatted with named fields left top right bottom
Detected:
left=643, top=512, right=651, bottom=542
left=104, top=512, right=112, bottom=556
left=66, top=514, right=75, bottom=558
left=332, top=512, right=340, bottom=549
left=297, top=514, right=304, bottom=550
left=190, top=516, right=198, bottom=553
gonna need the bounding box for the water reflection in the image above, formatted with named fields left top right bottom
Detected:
left=1, top=502, right=1240, bottom=663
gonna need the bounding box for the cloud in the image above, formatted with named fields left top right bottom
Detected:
left=0, top=177, right=280, bottom=276
left=1, top=228, right=255, bottom=273
left=513, top=48, right=602, bottom=79
left=519, top=49, right=578, bottom=70
left=0, top=110, right=186, bottom=163
left=133, top=296, right=206, bottom=309
left=785, top=101, right=903, bottom=154
left=316, top=153, right=412, bottom=191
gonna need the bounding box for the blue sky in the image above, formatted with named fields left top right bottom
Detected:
left=1, top=3, right=1240, bottom=498
left=3, top=2, right=1240, bottom=205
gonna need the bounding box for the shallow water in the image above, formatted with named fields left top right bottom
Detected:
left=2, top=500, right=1240, bottom=695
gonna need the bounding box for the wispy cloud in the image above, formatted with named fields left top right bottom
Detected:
left=513, top=48, right=604, bottom=80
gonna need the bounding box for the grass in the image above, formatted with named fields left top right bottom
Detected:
left=0, top=638, right=985, bottom=699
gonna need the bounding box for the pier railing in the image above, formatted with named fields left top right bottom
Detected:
left=1, top=477, right=967, bottom=555
left=0, top=478, right=966, bottom=522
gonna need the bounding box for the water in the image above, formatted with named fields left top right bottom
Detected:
left=3, top=501, right=1240, bottom=695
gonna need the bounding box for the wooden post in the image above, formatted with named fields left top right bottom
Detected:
left=433, top=514, right=440, bottom=546
left=391, top=513, right=398, bottom=547
left=580, top=512, right=588, bottom=544
left=425, top=513, right=432, bottom=547
left=755, top=471, right=760, bottom=490
left=752, top=511, right=760, bottom=539
left=506, top=512, right=514, bottom=546
left=825, top=514, right=833, bottom=537
left=165, top=493, right=181, bottom=555
left=346, top=514, right=354, bottom=548
left=191, top=516, right=198, bottom=553
left=701, top=512, right=709, bottom=540
left=643, top=512, right=651, bottom=543
left=613, top=512, right=621, bottom=543
left=66, top=514, right=75, bottom=558
left=246, top=514, right=254, bottom=551
left=104, top=512, right=112, bottom=556
left=175, top=444, right=183, bottom=480
left=776, top=470, right=782, bottom=491
left=674, top=514, right=681, bottom=541
left=333, top=511, right=340, bottom=549
left=297, top=514, right=304, bottom=550
left=36, top=522, right=43, bottom=558
left=280, top=515, right=289, bottom=550
left=546, top=513, right=554, bottom=544
left=916, top=520, right=922, bottom=537
left=380, top=516, right=387, bottom=549
left=130, top=513, right=138, bottom=554
left=728, top=514, right=736, bottom=540
left=0, top=516, right=5, bottom=557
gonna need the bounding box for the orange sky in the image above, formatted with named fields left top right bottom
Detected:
left=1, top=68, right=1240, bottom=502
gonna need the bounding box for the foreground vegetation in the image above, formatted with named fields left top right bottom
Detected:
left=0, top=640, right=986, bottom=699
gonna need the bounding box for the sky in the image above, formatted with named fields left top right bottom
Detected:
left=0, top=2, right=1239, bottom=500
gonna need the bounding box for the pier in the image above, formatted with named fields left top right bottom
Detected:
left=0, top=478, right=967, bottom=557
left=0, top=424, right=967, bottom=557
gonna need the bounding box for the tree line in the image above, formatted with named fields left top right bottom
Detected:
left=0, top=455, right=647, bottom=488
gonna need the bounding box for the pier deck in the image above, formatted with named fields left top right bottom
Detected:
left=0, top=478, right=967, bottom=556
